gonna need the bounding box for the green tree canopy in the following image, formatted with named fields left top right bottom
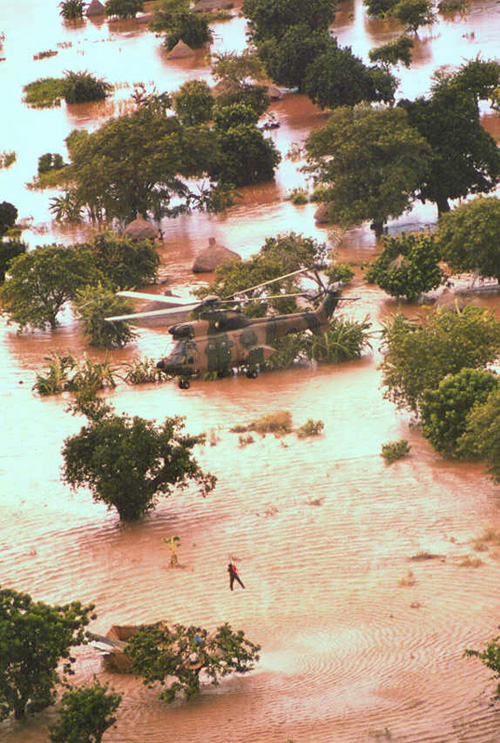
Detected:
left=150, top=0, right=210, bottom=49
left=105, top=0, right=144, bottom=18
left=255, top=25, right=331, bottom=91
left=380, top=307, right=500, bottom=413
left=242, top=0, right=336, bottom=43
left=0, top=202, right=18, bottom=235
left=368, top=34, right=414, bottom=67
left=458, top=388, right=500, bottom=481
left=364, top=232, right=444, bottom=300
left=421, top=368, right=500, bottom=457
left=49, top=680, right=121, bottom=743
left=73, top=284, right=137, bottom=348
left=0, top=239, right=26, bottom=283
left=81, top=230, right=160, bottom=289
left=62, top=409, right=216, bottom=520
left=436, top=196, right=500, bottom=280
left=0, top=244, right=102, bottom=330
left=66, top=108, right=213, bottom=221
left=392, top=0, right=435, bottom=32
left=302, top=42, right=397, bottom=109
left=304, top=105, right=431, bottom=232
left=126, top=621, right=260, bottom=703
left=0, top=588, right=95, bottom=721
left=399, top=60, right=500, bottom=214
left=210, top=122, right=281, bottom=187
left=172, top=79, right=214, bottom=126
left=364, top=0, right=398, bottom=16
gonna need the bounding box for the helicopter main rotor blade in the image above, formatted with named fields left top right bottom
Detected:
left=105, top=307, right=196, bottom=322
left=226, top=267, right=312, bottom=299
left=238, top=292, right=309, bottom=302
left=116, top=290, right=197, bottom=306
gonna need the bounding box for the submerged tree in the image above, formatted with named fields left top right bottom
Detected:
left=399, top=59, right=500, bottom=214
left=126, top=621, right=260, bottom=702
left=458, top=388, right=500, bottom=481
left=0, top=244, right=102, bottom=331
left=436, top=196, right=500, bottom=281
left=421, top=368, right=500, bottom=457
left=105, top=0, right=144, bottom=19
left=0, top=588, right=95, bottom=721
left=49, top=680, right=121, bottom=743
left=380, top=307, right=500, bottom=413
left=62, top=408, right=216, bottom=520
left=364, top=232, right=444, bottom=300
left=305, top=105, right=431, bottom=233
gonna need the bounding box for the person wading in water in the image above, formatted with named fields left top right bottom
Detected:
left=228, top=562, right=245, bottom=591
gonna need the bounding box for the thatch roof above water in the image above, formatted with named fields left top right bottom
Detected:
left=314, top=203, right=333, bottom=224
left=86, top=0, right=105, bottom=16
left=123, top=216, right=159, bottom=241
left=167, top=40, right=195, bottom=59
left=387, top=254, right=410, bottom=271
left=192, top=237, right=241, bottom=273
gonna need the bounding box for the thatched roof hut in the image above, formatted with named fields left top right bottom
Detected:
left=123, top=216, right=159, bottom=241
left=86, top=0, right=105, bottom=17
left=314, top=203, right=333, bottom=224
left=434, top=287, right=467, bottom=311
left=387, top=254, right=410, bottom=271
left=167, top=40, right=195, bottom=59
left=265, top=84, right=283, bottom=100
left=192, top=237, right=241, bottom=273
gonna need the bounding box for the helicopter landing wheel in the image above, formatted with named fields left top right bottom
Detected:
left=246, top=369, right=258, bottom=379
left=178, top=378, right=191, bottom=389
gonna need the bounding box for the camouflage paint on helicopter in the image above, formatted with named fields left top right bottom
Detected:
left=156, top=288, right=340, bottom=387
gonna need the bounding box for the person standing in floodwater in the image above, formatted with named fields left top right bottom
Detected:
left=228, top=562, right=245, bottom=590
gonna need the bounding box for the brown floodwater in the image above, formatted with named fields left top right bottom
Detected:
left=1, top=1, right=500, bottom=741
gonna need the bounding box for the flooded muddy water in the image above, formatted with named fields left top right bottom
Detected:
left=1, top=1, right=500, bottom=741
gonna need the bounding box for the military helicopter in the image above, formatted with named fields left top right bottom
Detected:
left=106, top=269, right=345, bottom=389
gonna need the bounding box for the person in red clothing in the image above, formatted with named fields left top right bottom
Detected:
left=227, top=562, right=245, bottom=590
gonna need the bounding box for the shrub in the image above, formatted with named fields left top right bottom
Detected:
left=33, top=353, right=77, bottom=396
left=364, top=232, right=444, bottom=301
left=0, top=239, right=26, bottom=283
left=38, top=153, right=65, bottom=174
left=381, top=439, right=410, bottom=463
left=62, top=70, right=112, bottom=104
left=325, top=262, right=354, bottom=284
left=59, top=0, right=85, bottom=20
left=73, top=285, right=137, bottom=349
left=23, top=77, right=66, bottom=107
left=123, top=357, right=168, bottom=384
left=295, top=419, right=325, bottom=437
left=288, top=188, right=309, bottom=205
left=0, top=151, right=16, bottom=169
left=304, top=316, right=372, bottom=363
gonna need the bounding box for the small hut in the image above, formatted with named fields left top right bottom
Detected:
left=192, top=237, right=241, bottom=273
left=314, top=203, right=333, bottom=224
left=265, top=84, right=283, bottom=100
left=86, top=0, right=105, bottom=17
left=387, top=254, right=410, bottom=271
left=123, top=215, right=159, bottom=241
left=167, top=40, right=195, bottom=59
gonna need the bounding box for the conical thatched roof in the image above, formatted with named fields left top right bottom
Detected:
left=314, top=203, right=333, bottom=224
left=192, top=237, right=241, bottom=273
left=86, top=0, right=105, bottom=17
left=434, top=288, right=467, bottom=311
left=265, top=84, right=283, bottom=100
left=167, top=40, right=195, bottom=59
left=387, top=253, right=410, bottom=271
left=123, top=216, right=159, bottom=241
